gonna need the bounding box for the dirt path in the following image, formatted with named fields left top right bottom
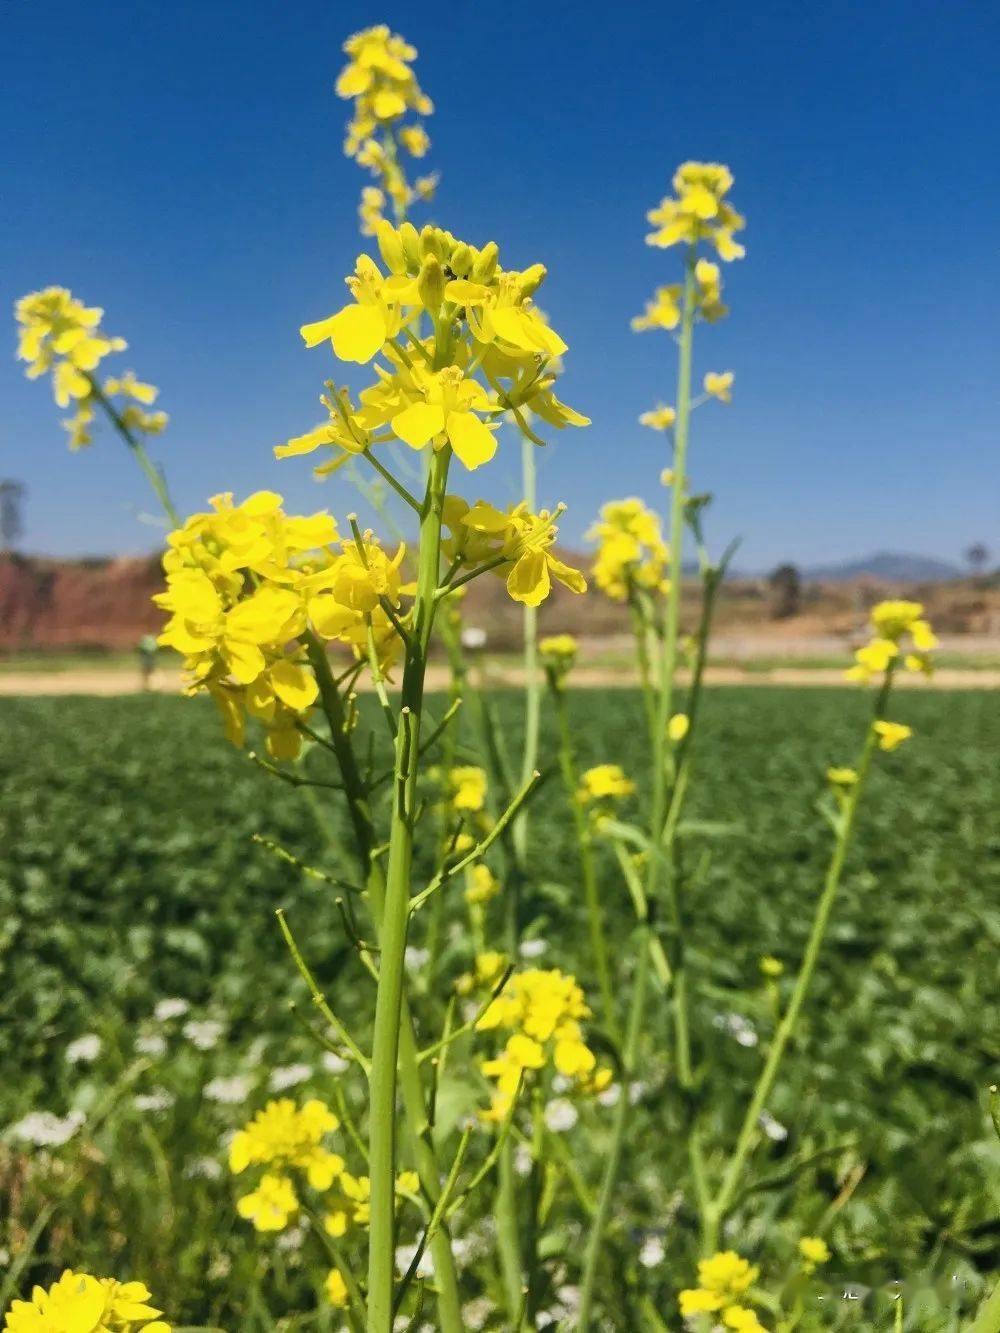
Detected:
left=1, top=665, right=997, bottom=696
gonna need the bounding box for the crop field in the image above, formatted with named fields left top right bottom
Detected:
left=1, top=687, right=997, bottom=1329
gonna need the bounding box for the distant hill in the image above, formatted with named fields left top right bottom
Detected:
left=801, top=551, right=962, bottom=583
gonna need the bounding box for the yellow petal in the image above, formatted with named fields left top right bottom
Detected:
left=446, top=411, right=498, bottom=470
left=506, top=550, right=550, bottom=606
left=392, top=401, right=446, bottom=448
left=269, top=659, right=319, bottom=711
left=275, top=427, right=333, bottom=459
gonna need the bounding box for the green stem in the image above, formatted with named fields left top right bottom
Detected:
left=576, top=246, right=699, bottom=1331
left=704, top=671, right=896, bottom=1250
left=497, top=1134, right=525, bottom=1320
left=575, top=919, right=653, bottom=1329
left=87, top=376, right=181, bottom=527
left=553, top=686, right=618, bottom=1040
left=512, top=433, right=540, bottom=872
left=366, top=444, right=451, bottom=1333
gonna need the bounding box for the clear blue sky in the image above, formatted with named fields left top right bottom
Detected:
left=3, top=0, right=997, bottom=569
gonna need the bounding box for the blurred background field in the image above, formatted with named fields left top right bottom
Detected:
left=1, top=686, right=997, bottom=1328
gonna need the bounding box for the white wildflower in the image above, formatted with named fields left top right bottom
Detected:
left=405, top=946, right=429, bottom=969
left=270, top=1063, right=312, bottom=1092
left=154, top=998, right=190, bottom=1022
left=519, top=937, right=548, bottom=959
left=639, top=1235, right=665, bottom=1268
left=135, top=1033, right=167, bottom=1058
left=9, top=1110, right=84, bottom=1147
left=183, top=1019, right=224, bottom=1051
left=184, top=1156, right=223, bottom=1180
left=322, top=1051, right=349, bottom=1075
left=65, top=1034, right=101, bottom=1065
left=544, top=1098, right=578, bottom=1133
left=134, top=1088, right=175, bottom=1113
left=204, top=1075, right=254, bottom=1105
left=759, top=1110, right=788, bottom=1141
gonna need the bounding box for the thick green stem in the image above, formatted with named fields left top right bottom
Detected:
left=366, top=445, right=451, bottom=1332
left=704, top=673, right=895, bottom=1250
left=554, top=687, right=618, bottom=1039
left=308, top=637, right=464, bottom=1331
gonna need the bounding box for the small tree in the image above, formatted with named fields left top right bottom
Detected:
left=768, top=561, right=802, bottom=618
left=0, top=479, right=26, bottom=552
left=965, top=542, right=990, bottom=575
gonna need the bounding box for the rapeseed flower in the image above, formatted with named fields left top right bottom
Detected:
left=846, top=600, right=938, bottom=682
left=325, top=1269, right=350, bottom=1308
left=447, top=766, right=488, bottom=814
left=588, top=498, right=668, bottom=602
left=577, top=764, right=635, bottom=803
left=639, top=404, right=676, bottom=431
left=704, top=370, right=734, bottom=402
left=230, top=1097, right=343, bottom=1190
left=3, top=1270, right=170, bottom=1332
left=679, top=1250, right=761, bottom=1325
left=646, top=161, right=746, bottom=261
left=465, top=864, right=501, bottom=905
left=798, top=1236, right=831, bottom=1272
left=873, top=720, right=913, bottom=752
left=442, top=497, right=587, bottom=607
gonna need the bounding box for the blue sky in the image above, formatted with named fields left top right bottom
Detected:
left=3, top=0, right=997, bottom=569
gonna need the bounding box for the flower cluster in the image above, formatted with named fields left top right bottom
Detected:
left=576, top=763, right=636, bottom=804
left=797, top=1235, right=831, bottom=1274
left=633, top=258, right=730, bottom=345
left=442, top=497, right=587, bottom=607
left=465, top=863, right=501, bottom=906
left=646, top=161, right=746, bottom=261
left=678, top=1250, right=764, bottom=1329
left=475, top=968, right=612, bottom=1120
left=3, top=1271, right=169, bottom=1332
left=540, top=633, right=578, bottom=686
left=230, top=1097, right=344, bottom=1230
left=846, top=599, right=938, bottom=683
left=287, top=222, right=588, bottom=474
left=445, top=765, right=488, bottom=815
left=588, top=498, right=668, bottom=602
left=15, top=287, right=167, bottom=450
left=155, top=491, right=408, bottom=756
left=336, top=25, right=437, bottom=231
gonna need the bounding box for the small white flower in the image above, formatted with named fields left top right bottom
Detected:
left=183, top=1019, right=224, bottom=1051
left=207, top=1252, right=232, bottom=1281
left=154, top=998, right=190, bottom=1022
left=598, top=1083, right=621, bottom=1108
left=514, top=1143, right=533, bottom=1177
left=461, top=626, right=488, bottom=650
left=134, top=1088, right=175, bottom=1114
left=461, top=1297, right=495, bottom=1330
left=9, top=1110, right=84, bottom=1146
left=759, top=1110, right=788, bottom=1142
left=519, top=937, right=548, bottom=959
left=322, top=1051, right=349, bottom=1075
left=65, top=1034, right=101, bottom=1065
left=270, top=1063, right=312, bottom=1092
left=712, top=1011, right=759, bottom=1048
left=277, top=1224, right=307, bottom=1252
left=204, top=1075, right=254, bottom=1105
left=405, top=946, right=429, bottom=970
left=184, top=1156, right=223, bottom=1180
left=628, top=1080, right=646, bottom=1105
left=135, top=1033, right=167, bottom=1058
left=544, top=1098, right=579, bottom=1133
left=639, top=1235, right=665, bottom=1268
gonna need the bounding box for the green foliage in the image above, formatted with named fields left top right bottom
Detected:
left=0, top=688, right=997, bottom=1329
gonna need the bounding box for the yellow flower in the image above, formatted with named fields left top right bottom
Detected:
left=844, top=637, right=898, bottom=683
left=798, top=1236, right=831, bottom=1272
left=759, top=955, right=783, bottom=977
left=465, top=863, right=501, bottom=905
left=639, top=404, right=676, bottom=431
left=873, top=720, right=913, bottom=752
left=446, top=270, right=568, bottom=359
left=696, top=258, right=729, bottom=321
left=391, top=365, right=499, bottom=470
left=229, top=1098, right=343, bottom=1189
left=646, top=161, right=746, bottom=261
left=359, top=184, right=385, bottom=235
left=679, top=1287, right=725, bottom=1315
left=826, top=766, right=859, bottom=787
left=577, top=764, right=635, bottom=803
left=3, top=1270, right=171, bottom=1332
left=539, top=634, right=578, bottom=663
left=697, top=1250, right=759, bottom=1298
left=588, top=498, right=668, bottom=602
left=632, top=285, right=682, bottom=332
left=704, top=370, right=734, bottom=402
left=722, top=1307, right=767, bottom=1332
left=668, top=712, right=690, bottom=742
left=237, top=1172, right=299, bottom=1232
left=847, top=603, right=938, bottom=682
left=300, top=254, right=416, bottom=364
left=447, top=765, right=487, bottom=814
left=324, top=1269, right=349, bottom=1309
left=443, top=498, right=587, bottom=608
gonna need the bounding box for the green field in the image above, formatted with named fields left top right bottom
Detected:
left=1, top=687, right=998, bottom=1329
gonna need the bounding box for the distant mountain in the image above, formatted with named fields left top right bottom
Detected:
left=801, top=551, right=962, bottom=583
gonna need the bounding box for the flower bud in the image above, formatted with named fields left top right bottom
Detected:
left=418, top=257, right=446, bottom=312
left=374, top=220, right=407, bottom=274
left=449, top=242, right=474, bottom=277
left=471, top=241, right=499, bottom=283
left=398, top=222, right=421, bottom=272
left=518, top=263, right=547, bottom=297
